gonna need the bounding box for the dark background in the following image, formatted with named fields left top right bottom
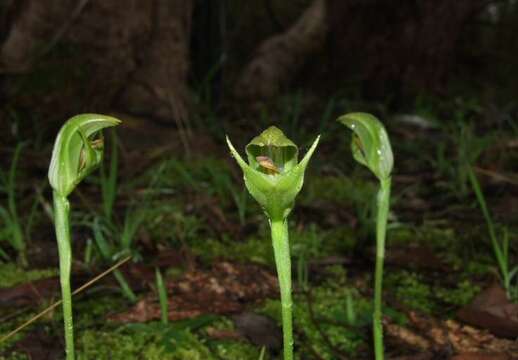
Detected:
left=1, top=0, right=517, bottom=138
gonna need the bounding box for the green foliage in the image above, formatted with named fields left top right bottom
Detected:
left=73, top=294, right=128, bottom=326
left=455, top=123, right=490, bottom=194
left=201, top=159, right=249, bottom=226
left=0, top=353, right=28, bottom=360
left=155, top=268, right=169, bottom=325
left=77, top=328, right=172, bottom=360
left=301, top=176, right=377, bottom=238
left=434, top=119, right=492, bottom=199
left=119, top=210, right=147, bottom=254
left=435, top=280, right=480, bottom=307
left=292, top=224, right=320, bottom=290
left=92, top=217, right=137, bottom=302
left=99, top=129, right=119, bottom=220
left=0, top=143, right=27, bottom=265
left=76, top=316, right=260, bottom=360
left=67, top=294, right=262, bottom=359
left=385, top=271, right=480, bottom=314
left=301, top=175, right=376, bottom=205
left=468, top=165, right=516, bottom=297
left=192, top=236, right=274, bottom=265
left=0, top=264, right=57, bottom=288
left=386, top=271, right=434, bottom=313
left=145, top=157, right=251, bottom=225
left=191, top=222, right=356, bottom=271
left=258, top=271, right=402, bottom=359
left=89, top=132, right=165, bottom=302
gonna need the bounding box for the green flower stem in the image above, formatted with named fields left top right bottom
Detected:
left=373, top=177, right=391, bottom=360
left=270, top=219, right=293, bottom=360
left=53, top=191, right=75, bottom=360
left=226, top=127, right=319, bottom=360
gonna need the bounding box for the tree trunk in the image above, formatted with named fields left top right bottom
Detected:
left=233, top=0, right=327, bottom=102
left=0, top=0, right=193, bottom=123
left=234, top=0, right=488, bottom=102
left=117, top=0, right=193, bottom=124
left=327, top=0, right=488, bottom=96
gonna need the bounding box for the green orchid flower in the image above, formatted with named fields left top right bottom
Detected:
left=226, top=126, right=320, bottom=222
left=338, top=112, right=393, bottom=360
left=226, top=126, right=319, bottom=360
left=49, top=114, right=121, bottom=197
left=48, top=114, right=121, bottom=360
left=337, top=112, right=393, bottom=182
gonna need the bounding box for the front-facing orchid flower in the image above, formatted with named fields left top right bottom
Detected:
left=226, top=126, right=320, bottom=222
left=226, top=126, right=319, bottom=360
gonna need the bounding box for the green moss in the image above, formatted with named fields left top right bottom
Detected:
left=191, top=222, right=357, bottom=268
left=300, top=175, right=379, bottom=239
left=258, top=268, right=395, bottom=359
left=0, top=352, right=29, bottom=360
left=385, top=271, right=435, bottom=313
left=0, top=310, right=50, bottom=358
left=210, top=341, right=259, bottom=359
left=388, top=225, right=456, bottom=249
left=202, top=318, right=261, bottom=359
left=192, top=236, right=274, bottom=265
left=76, top=319, right=260, bottom=360
left=77, top=328, right=170, bottom=360
left=387, top=225, right=478, bottom=270
left=462, top=260, right=491, bottom=276
left=296, top=226, right=356, bottom=256
left=385, top=270, right=480, bottom=315
left=435, top=279, right=480, bottom=307
left=0, top=331, right=27, bottom=359
left=300, top=176, right=376, bottom=206
left=386, top=227, right=415, bottom=245
left=0, top=264, right=57, bottom=288
left=74, top=294, right=129, bottom=326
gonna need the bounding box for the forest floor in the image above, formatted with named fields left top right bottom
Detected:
left=0, top=93, right=518, bottom=359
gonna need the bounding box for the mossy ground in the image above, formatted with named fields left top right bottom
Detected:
left=0, top=264, right=57, bottom=289
left=0, top=219, right=489, bottom=359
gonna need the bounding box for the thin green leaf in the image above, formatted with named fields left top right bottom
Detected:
left=155, top=268, right=169, bottom=325
left=92, top=217, right=113, bottom=259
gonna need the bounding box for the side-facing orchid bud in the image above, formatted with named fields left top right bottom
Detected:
left=48, top=114, right=121, bottom=197
left=48, top=113, right=121, bottom=360
left=226, top=126, right=319, bottom=221
left=338, top=112, right=393, bottom=360
left=337, top=112, right=393, bottom=181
